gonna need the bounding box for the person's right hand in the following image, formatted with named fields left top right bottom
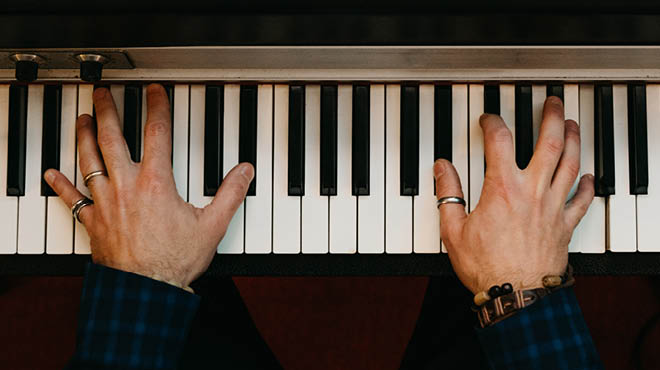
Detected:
left=44, top=84, right=253, bottom=290
left=434, top=96, right=595, bottom=294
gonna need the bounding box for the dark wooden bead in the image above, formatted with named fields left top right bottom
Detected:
left=488, top=285, right=502, bottom=298
left=501, top=283, right=513, bottom=294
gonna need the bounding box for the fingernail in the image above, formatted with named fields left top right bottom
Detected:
left=240, top=163, right=255, bottom=182
left=44, top=169, right=55, bottom=183
left=548, top=95, right=562, bottom=106
left=433, top=160, right=445, bottom=180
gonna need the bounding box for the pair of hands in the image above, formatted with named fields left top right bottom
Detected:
left=44, top=84, right=594, bottom=293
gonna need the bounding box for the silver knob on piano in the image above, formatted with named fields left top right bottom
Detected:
left=9, top=53, right=45, bottom=82
left=74, top=53, right=110, bottom=83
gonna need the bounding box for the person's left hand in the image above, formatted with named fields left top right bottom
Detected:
left=44, top=84, right=253, bottom=289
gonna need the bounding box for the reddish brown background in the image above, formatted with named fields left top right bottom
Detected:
left=1, top=276, right=659, bottom=370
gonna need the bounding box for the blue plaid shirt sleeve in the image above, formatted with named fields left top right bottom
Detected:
left=65, top=263, right=201, bottom=370
left=476, top=286, right=603, bottom=370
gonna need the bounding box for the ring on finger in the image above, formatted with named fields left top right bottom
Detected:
left=437, top=196, right=466, bottom=209
left=71, top=197, right=94, bottom=223
left=83, top=170, right=107, bottom=187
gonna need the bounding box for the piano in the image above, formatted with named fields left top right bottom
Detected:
left=2, top=1, right=660, bottom=275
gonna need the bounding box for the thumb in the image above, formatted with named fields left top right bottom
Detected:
left=202, top=162, right=254, bottom=238
left=434, top=159, right=468, bottom=244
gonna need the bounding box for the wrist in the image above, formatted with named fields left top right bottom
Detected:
left=94, top=258, right=195, bottom=294
left=472, top=265, right=574, bottom=328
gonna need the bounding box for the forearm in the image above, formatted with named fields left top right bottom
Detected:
left=66, top=263, right=200, bottom=370
left=476, top=287, right=603, bottom=370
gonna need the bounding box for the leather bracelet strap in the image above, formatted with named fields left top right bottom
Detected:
left=475, top=288, right=549, bottom=328
left=473, top=264, right=575, bottom=328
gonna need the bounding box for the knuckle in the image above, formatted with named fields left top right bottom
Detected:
left=97, top=131, right=121, bottom=148
left=145, top=119, right=169, bottom=138
left=139, top=169, right=169, bottom=196
left=490, top=126, right=512, bottom=145
left=543, top=136, right=564, bottom=156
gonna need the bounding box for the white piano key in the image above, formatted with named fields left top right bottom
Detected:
left=245, top=84, right=273, bottom=254
left=172, top=85, right=189, bottom=201
left=301, top=85, right=329, bottom=254
left=385, top=85, right=412, bottom=254
left=564, top=84, right=581, bottom=253
left=637, top=84, right=660, bottom=252
left=500, top=84, right=516, bottom=142
left=358, top=84, right=385, bottom=254
left=329, top=84, right=356, bottom=254
left=0, top=85, right=17, bottom=254
left=46, top=85, right=77, bottom=254
left=74, top=84, right=93, bottom=254
left=273, top=84, right=301, bottom=254
left=17, top=85, right=46, bottom=254
left=577, top=84, right=606, bottom=253
left=218, top=84, right=244, bottom=254
left=607, top=84, right=637, bottom=252
left=414, top=84, right=440, bottom=253
left=532, top=84, right=546, bottom=147
left=110, top=85, right=125, bottom=131
left=564, top=84, right=579, bottom=122
left=443, top=84, right=470, bottom=253
left=188, top=85, right=212, bottom=206
left=468, top=84, right=484, bottom=212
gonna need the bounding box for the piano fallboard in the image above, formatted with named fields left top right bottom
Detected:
left=1, top=253, right=660, bottom=276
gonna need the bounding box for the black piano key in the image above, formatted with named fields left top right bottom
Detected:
left=546, top=84, right=564, bottom=102
left=163, top=84, right=174, bottom=119
left=320, top=85, right=338, bottom=196
left=288, top=85, right=305, bottom=196
left=628, top=83, right=649, bottom=195
left=434, top=85, right=452, bottom=195
left=40, top=84, right=62, bottom=197
left=204, top=85, right=224, bottom=196
left=514, top=84, right=534, bottom=170
left=6, top=85, right=28, bottom=196
left=484, top=84, right=500, bottom=115
left=239, top=85, right=258, bottom=196
left=123, top=84, right=142, bottom=162
left=594, top=84, right=616, bottom=196
left=400, top=84, right=419, bottom=196
left=352, top=84, right=370, bottom=196
left=434, top=85, right=452, bottom=162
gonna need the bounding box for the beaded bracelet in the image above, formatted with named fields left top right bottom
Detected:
left=472, top=265, right=574, bottom=328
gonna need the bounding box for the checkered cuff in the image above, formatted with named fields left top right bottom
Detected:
left=476, top=286, right=603, bottom=370
left=68, top=263, right=200, bottom=370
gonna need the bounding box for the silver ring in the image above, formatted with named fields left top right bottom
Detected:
left=83, top=170, right=107, bottom=187
left=437, top=196, right=467, bottom=209
left=71, top=197, right=94, bottom=223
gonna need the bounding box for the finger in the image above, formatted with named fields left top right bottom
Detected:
left=479, top=114, right=516, bottom=176
left=434, top=159, right=468, bottom=245
left=142, top=84, right=172, bottom=170
left=551, top=120, right=581, bottom=202
left=527, top=96, right=566, bottom=187
left=564, top=174, right=596, bottom=229
left=92, top=87, right=132, bottom=175
left=76, top=114, right=109, bottom=193
left=201, top=163, right=254, bottom=240
left=44, top=169, right=95, bottom=225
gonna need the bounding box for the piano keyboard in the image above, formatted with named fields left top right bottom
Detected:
left=0, top=81, right=657, bottom=255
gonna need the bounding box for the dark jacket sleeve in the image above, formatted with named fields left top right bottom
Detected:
left=65, top=263, right=200, bottom=370
left=476, top=287, right=604, bottom=370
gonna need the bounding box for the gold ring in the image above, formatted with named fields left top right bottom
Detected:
left=83, top=170, right=107, bottom=187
